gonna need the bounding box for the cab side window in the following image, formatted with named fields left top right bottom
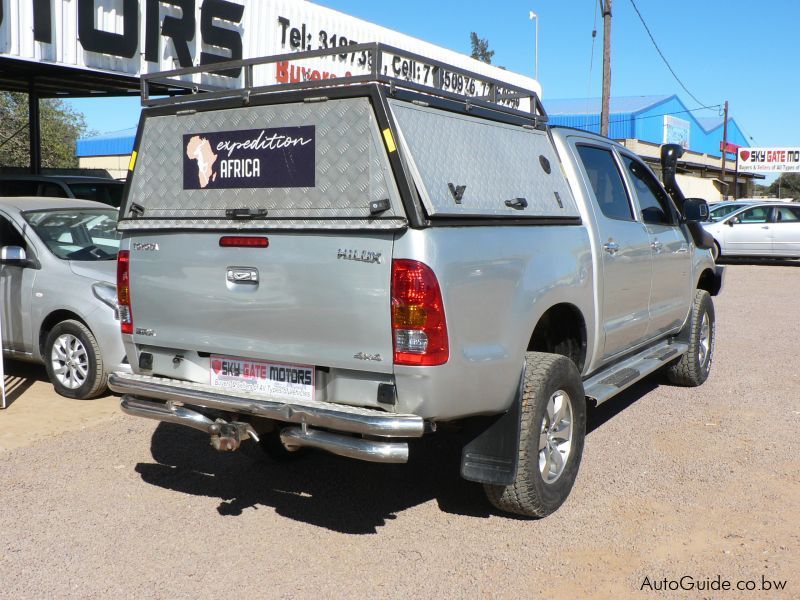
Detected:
left=775, top=206, right=800, bottom=222
left=576, top=145, right=634, bottom=221
left=737, top=207, right=769, bottom=223
left=39, top=183, right=69, bottom=198
left=622, top=156, right=676, bottom=226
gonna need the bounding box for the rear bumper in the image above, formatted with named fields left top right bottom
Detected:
left=108, top=372, right=425, bottom=438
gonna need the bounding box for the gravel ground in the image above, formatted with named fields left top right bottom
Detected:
left=1, top=263, right=798, bottom=599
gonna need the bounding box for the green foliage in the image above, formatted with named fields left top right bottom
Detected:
left=766, top=173, right=800, bottom=199
left=470, top=32, right=495, bottom=64
left=0, top=92, right=88, bottom=169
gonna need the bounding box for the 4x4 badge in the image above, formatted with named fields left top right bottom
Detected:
left=448, top=183, right=466, bottom=204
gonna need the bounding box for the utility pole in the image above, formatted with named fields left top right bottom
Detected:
left=720, top=100, right=729, bottom=200
left=600, top=0, right=612, bottom=137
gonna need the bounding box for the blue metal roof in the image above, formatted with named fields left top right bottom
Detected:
left=696, top=117, right=724, bottom=132
left=546, top=95, right=750, bottom=156
left=76, top=127, right=137, bottom=157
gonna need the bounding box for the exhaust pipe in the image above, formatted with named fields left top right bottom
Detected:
left=280, top=426, right=409, bottom=463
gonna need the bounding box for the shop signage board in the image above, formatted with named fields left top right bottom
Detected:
left=737, top=148, right=800, bottom=173
left=664, top=115, right=690, bottom=149
left=0, top=0, right=540, bottom=101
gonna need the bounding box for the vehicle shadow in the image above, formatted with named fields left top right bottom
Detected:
left=136, top=377, right=663, bottom=533
left=137, top=421, right=494, bottom=534
left=1, top=359, right=48, bottom=408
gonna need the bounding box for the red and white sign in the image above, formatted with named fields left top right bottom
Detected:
left=210, top=355, right=315, bottom=402
left=738, top=148, right=800, bottom=173
left=720, top=141, right=741, bottom=154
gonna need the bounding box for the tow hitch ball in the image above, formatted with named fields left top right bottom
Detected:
left=208, top=421, right=259, bottom=452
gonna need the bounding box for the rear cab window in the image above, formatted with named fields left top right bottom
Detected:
left=575, top=144, right=634, bottom=221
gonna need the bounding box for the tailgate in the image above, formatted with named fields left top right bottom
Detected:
left=128, top=231, right=394, bottom=374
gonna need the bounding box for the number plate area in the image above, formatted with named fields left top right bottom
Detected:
left=209, top=355, right=315, bottom=402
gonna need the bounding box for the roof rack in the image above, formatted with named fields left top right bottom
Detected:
left=140, top=43, right=547, bottom=124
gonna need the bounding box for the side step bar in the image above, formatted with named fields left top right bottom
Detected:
left=584, top=340, right=689, bottom=405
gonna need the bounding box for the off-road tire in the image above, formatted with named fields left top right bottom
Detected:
left=43, top=320, right=108, bottom=399
left=666, top=290, right=715, bottom=387
left=484, top=352, right=586, bottom=518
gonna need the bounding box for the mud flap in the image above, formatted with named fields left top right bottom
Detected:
left=460, top=370, right=523, bottom=486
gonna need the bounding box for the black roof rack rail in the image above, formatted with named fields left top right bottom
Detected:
left=140, top=43, right=547, bottom=125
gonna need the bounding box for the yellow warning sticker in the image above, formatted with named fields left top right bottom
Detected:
left=382, top=128, right=397, bottom=153
left=128, top=150, right=138, bottom=171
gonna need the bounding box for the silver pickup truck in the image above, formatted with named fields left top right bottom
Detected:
left=110, top=45, right=722, bottom=517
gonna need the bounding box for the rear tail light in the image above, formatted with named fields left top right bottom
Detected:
left=117, top=250, right=133, bottom=335
left=391, top=259, right=449, bottom=366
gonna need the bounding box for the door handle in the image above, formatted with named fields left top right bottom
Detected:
left=761, top=225, right=770, bottom=229
left=603, top=241, right=620, bottom=255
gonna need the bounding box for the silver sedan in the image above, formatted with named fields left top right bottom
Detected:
left=702, top=202, right=800, bottom=260
left=0, top=197, right=129, bottom=399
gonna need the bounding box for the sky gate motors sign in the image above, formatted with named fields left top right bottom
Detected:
left=737, top=148, right=800, bottom=173
left=183, top=126, right=315, bottom=190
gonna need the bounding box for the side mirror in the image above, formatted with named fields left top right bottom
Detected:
left=0, top=245, right=27, bottom=263
left=682, top=198, right=709, bottom=222
left=727, top=217, right=739, bottom=227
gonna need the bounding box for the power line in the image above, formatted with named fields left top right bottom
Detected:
left=572, top=103, right=723, bottom=129
left=627, top=0, right=707, bottom=107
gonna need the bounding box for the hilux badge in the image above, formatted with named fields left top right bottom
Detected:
left=337, top=249, right=382, bottom=264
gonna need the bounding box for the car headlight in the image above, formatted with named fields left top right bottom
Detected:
left=92, top=282, right=119, bottom=319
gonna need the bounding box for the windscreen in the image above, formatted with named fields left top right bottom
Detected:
left=121, top=97, right=405, bottom=230
left=23, top=209, right=120, bottom=261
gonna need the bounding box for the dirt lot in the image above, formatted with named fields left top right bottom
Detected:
left=1, top=263, right=798, bottom=599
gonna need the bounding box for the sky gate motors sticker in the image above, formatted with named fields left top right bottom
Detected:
left=210, top=355, right=315, bottom=402
left=183, top=126, right=316, bottom=190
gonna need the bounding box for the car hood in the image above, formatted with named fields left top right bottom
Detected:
left=68, top=260, right=117, bottom=285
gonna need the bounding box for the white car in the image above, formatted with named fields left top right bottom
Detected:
left=0, top=197, right=130, bottom=399
left=702, top=202, right=800, bottom=260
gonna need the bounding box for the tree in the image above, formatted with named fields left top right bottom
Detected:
left=766, top=173, right=800, bottom=200
left=470, top=32, right=495, bottom=64
left=0, top=92, right=88, bottom=169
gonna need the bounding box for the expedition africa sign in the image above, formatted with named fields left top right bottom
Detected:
left=183, top=127, right=316, bottom=190
left=738, top=148, right=800, bottom=173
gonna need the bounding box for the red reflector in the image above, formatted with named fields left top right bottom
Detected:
left=219, top=236, right=269, bottom=248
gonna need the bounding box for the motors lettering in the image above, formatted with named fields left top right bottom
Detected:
left=5, top=1, right=245, bottom=76
left=219, top=360, right=312, bottom=386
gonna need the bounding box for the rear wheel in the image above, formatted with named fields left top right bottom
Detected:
left=484, top=352, right=586, bottom=518
left=44, top=320, right=108, bottom=399
left=666, top=290, right=715, bottom=386
left=711, top=241, right=721, bottom=261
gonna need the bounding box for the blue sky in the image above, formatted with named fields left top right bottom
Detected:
left=68, top=0, right=797, bottom=153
